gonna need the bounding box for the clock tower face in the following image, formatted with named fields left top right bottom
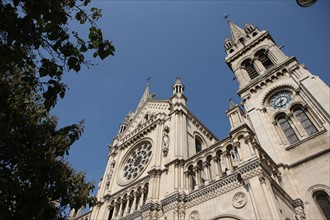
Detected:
left=269, top=91, right=293, bottom=110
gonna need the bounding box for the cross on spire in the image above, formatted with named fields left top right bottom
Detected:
left=224, top=13, right=231, bottom=22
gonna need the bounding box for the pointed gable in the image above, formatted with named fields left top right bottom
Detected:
left=136, top=83, right=150, bottom=112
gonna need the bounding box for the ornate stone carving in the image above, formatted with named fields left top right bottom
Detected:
left=232, top=191, right=247, bottom=208
left=230, top=146, right=239, bottom=161
left=189, top=210, right=200, bottom=220
left=162, top=125, right=170, bottom=157
left=259, top=175, right=266, bottom=184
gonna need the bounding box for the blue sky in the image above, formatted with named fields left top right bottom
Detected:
left=53, top=1, right=329, bottom=189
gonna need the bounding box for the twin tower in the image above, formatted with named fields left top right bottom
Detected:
left=72, top=19, right=330, bottom=220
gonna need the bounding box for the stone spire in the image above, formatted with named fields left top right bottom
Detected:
left=229, top=98, right=236, bottom=109
left=225, top=16, right=246, bottom=43
left=226, top=99, right=246, bottom=130
left=136, top=83, right=150, bottom=111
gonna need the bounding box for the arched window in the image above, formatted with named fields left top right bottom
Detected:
left=255, top=50, right=274, bottom=69
left=313, top=190, right=330, bottom=219
left=195, top=137, right=202, bottom=153
left=277, top=115, right=299, bottom=144
left=242, top=59, right=258, bottom=80
left=293, top=107, right=317, bottom=136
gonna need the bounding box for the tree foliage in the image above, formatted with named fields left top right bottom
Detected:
left=0, top=0, right=114, bottom=219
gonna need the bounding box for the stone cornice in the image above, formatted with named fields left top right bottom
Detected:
left=164, top=158, right=185, bottom=168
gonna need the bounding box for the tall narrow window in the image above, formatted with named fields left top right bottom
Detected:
left=256, top=50, right=274, bottom=69
left=108, top=206, right=114, bottom=220
left=242, top=59, right=258, bottom=80
left=277, top=116, right=299, bottom=144
left=313, top=191, right=330, bottom=219
left=293, top=107, right=317, bottom=136
left=195, top=137, right=202, bottom=153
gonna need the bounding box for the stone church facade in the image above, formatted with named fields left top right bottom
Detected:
left=72, top=20, right=330, bottom=220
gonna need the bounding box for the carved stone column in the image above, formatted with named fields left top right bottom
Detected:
left=179, top=162, right=185, bottom=190
left=123, top=196, right=131, bottom=217
left=138, top=188, right=146, bottom=209
left=174, top=163, right=179, bottom=190
left=224, top=152, right=233, bottom=174
left=233, top=141, right=243, bottom=161
left=244, top=135, right=255, bottom=156
left=155, top=171, right=161, bottom=198
left=112, top=203, right=119, bottom=220
left=212, top=156, right=221, bottom=180
left=203, top=161, right=210, bottom=185
left=117, top=200, right=123, bottom=218
left=193, top=166, right=200, bottom=189
left=130, top=192, right=138, bottom=214
left=253, top=58, right=266, bottom=74
left=184, top=171, right=190, bottom=191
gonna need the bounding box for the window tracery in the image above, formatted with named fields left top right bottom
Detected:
left=123, top=143, right=152, bottom=181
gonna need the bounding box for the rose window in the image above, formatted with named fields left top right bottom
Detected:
left=123, top=143, right=152, bottom=181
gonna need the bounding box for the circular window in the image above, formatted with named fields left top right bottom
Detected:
left=122, top=142, right=152, bottom=182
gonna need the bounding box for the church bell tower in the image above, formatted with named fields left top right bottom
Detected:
left=224, top=18, right=330, bottom=220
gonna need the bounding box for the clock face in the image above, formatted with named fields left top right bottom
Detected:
left=270, top=91, right=293, bottom=110
left=122, top=143, right=152, bottom=182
